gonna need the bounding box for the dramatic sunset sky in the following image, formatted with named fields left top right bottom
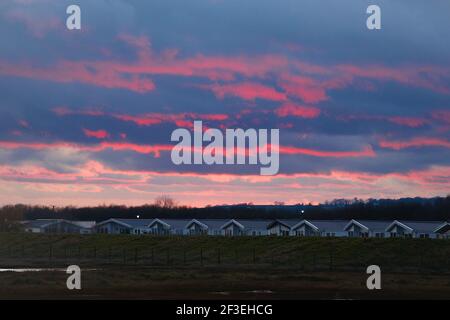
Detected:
left=0, top=0, right=449, bottom=206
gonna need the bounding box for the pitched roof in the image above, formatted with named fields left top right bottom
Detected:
left=397, top=221, right=444, bottom=233
left=344, top=220, right=391, bottom=232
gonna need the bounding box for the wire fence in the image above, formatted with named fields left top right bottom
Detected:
left=0, top=241, right=449, bottom=274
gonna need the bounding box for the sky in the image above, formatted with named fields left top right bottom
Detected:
left=0, top=0, right=449, bottom=207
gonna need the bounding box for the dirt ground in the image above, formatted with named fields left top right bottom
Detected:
left=1, top=266, right=449, bottom=300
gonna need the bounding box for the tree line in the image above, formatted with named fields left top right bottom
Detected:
left=0, top=196, right=449, bottom=226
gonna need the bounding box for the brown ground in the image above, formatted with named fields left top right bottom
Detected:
left=1, top=266, right=449, bottom=300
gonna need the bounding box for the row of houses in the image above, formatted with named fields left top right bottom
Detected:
left=21, top=218, right=450, bottom=239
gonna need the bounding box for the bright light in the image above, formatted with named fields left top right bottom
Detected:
left=137, top=215, right=140, bottom=219
left=301, top=210, right=305, bottom=214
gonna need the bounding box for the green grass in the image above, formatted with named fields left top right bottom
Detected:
left=1, top=232, right=450, bottom=299
left=0, top=232, right=449, bottom=273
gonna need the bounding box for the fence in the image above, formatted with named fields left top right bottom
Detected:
left=0, top=241, right=449, bottom=274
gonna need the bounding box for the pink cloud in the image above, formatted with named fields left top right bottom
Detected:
left=0, top=33, right=449, bottom=99
left=379, top=137, right=450, bottom=150
left=113, top=112, right=229, bottom=127
left=432, top=110, right=450, bottom=124
left=204, top=82, right=287, bottom=101
left=278, top=74, right=328, bottom=103
left=387, top=116, right=428, bottom=128
left=83, top=129, right=110, bottom=139
left=274, top=103, right=321, bottom=118
left=279, top=145, right=375, bottom=158
left=0, top=60, right=155, bottom=93
left=0, top=140, right=173, bottom=158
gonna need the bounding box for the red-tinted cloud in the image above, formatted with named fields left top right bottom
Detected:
left=204, top=82, right=287, bottom=101
left=280, top=145, right=375, bottom=158
left=113, top=112, right=229, bottom=127
left=278, top=74, right=328, bottom=103
left=0, top=140, right=173, bottom=157
left=379, top=137, right=450, bottom=150
left=387, top=116, right=428, bottom=128
left=83, top=128, right=110, bottom=139
left=432, top=110, right=450, bottom=124
left=0, top=60, right=155, bottom=93
left=274, top=103, right=321, bottom=118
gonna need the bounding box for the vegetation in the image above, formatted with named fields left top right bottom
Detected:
left=1, top=195, right=449, bottom=222
left=1, top=232, right=449, bottom=273
left=1, top=233, right=450, bottom=299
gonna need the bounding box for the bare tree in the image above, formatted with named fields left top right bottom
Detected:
left=154, top=195, right=177, bottom=209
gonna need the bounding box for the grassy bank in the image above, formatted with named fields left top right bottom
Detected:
left=1, top=233, right=450, bottom=299
left=0, top=232, right=449, bottom=273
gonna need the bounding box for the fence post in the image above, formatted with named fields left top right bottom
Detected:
left=329, top=247, right=333, bottom=271
left=313, top=253, right=316, bottom=271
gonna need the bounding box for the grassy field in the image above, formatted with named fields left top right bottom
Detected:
left=0, top=232, right=450, bottom=299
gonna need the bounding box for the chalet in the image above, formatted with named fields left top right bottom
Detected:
left=220, top=219, right=270, bottom=236
left=434, top=222, right=450, bottom=239
left=344, top=220, right=391, bottom=238
left=185, top=219, right=209, bottom=235
left=385, top=220, right=442, bottom=238
left=267, top=219, right=299, bottom=236
left=184, top=219, right=229, bottom=236
left=220, top=219, right=245, bottom=236
left=23, top=219, right=95, bottom=234
left=291, top=220, right=348, bottom=237
left=290, top=220, right=320, bottom=237
left=95, top=218, right=142, bottom=234
left=20, top=218, right=450, bottom=239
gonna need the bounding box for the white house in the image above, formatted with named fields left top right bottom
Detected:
left=385, top=220, right=442, bottom=238
left=219, top=219, right=270, bottom=236
left=220, top=219, right=245, bottom=236
left=267, top=220, right=299, bottom=236
left=291, top=220, right=348, bottom=237
left=290, top=220, right=321, bottom=237
left=22, top=218, right=450, bottom=239
left=344, top=220, right=391, bottom=238
left=185, top=219, right=209, bottom=235
left=95, top=218, right=140, bottom=234
left=434, top=222, right=450, bottom=239
left=23, top=219, right=95, bottom=234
